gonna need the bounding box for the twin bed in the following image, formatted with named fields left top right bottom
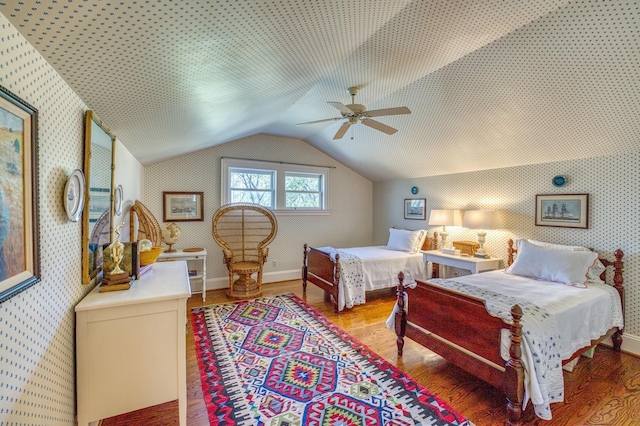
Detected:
left=302, top=228, right=436, bottom=312
left=302, top=235, right=625, bottom=425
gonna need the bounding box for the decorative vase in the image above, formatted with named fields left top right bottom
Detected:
left=161, top=222, right=181, bottom=253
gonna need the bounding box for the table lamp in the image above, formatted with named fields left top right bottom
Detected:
left=428, top=209, right=461, bottom=250
left=462, top=210, right=499, bottom=258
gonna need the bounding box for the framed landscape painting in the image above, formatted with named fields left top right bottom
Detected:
left=404, top=198, right=426, bottom=220
left=163, top=191, right=204, bottom=222
left=0, top=86, right=40, bottom=303
left=535, top=193, right=589, bottom=229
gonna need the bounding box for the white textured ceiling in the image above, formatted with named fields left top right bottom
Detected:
left=1, top=0, right=638, bottom=182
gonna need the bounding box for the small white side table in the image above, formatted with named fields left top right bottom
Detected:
left=422, top=250, right=502, bottom=277
left=158, top=248, right=207, bottom=301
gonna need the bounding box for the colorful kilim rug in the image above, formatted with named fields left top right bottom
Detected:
left=191, top=293, right=473, bottom=426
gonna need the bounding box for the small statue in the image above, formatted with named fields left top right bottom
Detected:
left=109, top=222, right=125, bottom=274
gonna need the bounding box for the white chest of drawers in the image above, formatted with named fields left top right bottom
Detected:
left=75, top=261, right=191, bottom=425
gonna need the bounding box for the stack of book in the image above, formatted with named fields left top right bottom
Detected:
left=99, top=271, right=132, bottom=292
left=137, top=264, right=154, bottom=279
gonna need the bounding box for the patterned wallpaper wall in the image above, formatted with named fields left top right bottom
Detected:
left=0, top=14, right=142, bottom=424
left=374, top=152, right=640, bottom=343
left=143, top=133, right=373, bottom=289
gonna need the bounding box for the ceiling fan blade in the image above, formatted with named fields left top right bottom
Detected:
left=328, top=102, right=355, bottom=115
left=364, top=106, right=411, bottom=117
left=361, top=119, right=398, bottom=135
left=333, top=122, right=352, bottom=140
left=296, top=117, right=342, bottom=125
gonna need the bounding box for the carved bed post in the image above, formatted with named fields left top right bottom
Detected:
left=302, top=244, right=308, bottom=291
left=507, top=239, right=516, bottom=266
left=431, top=231, right=439, bottom=278
left=505, top=304, right=524, bottom=426
left=395, top=271, right=406, bottom=356
left=612, top=249, right=624, bottom=351
left=330, top=253, right=341, bottom=312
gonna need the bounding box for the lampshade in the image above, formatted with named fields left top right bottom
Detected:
left=428, top=209, right=462, bottom=226
left=462, top=210, right=499, bottom=230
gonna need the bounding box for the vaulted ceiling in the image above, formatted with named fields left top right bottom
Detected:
left=2, top=0, right=638, bottom=182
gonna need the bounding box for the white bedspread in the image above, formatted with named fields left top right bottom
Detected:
left=316, top=246, right=426, bottom=311
left=393, top=270, right=623, bottom=421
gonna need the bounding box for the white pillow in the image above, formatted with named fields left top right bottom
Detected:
left=517, top=239, right=606, bottom=283
left=386, top=228, right=423, bottom=253
left=416, top=229, right=428, bottom=251
left=506, top=240, right=598, bottom=288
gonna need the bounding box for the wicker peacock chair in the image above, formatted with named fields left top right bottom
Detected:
left=129, top=200, right=163, bottom=246
left=212, top=203, right=278, bottom=299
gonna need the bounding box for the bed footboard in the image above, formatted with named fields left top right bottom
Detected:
left=395, top=272, right=525, bottom=426
left=302, top=244, right=341, bottom=312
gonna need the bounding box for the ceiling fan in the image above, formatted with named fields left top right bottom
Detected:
left=296, top=87, right=411, bottom=140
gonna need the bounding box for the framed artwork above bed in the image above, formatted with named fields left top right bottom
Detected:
left=404, top=198, right=426, bottom=220
left=535, top=193, right=588, bottom=228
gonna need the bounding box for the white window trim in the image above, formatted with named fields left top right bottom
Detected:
left=221, top=158, right=331, bottom=215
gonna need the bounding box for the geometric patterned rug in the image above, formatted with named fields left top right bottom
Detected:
left=191, top=293, right=473, bottom=425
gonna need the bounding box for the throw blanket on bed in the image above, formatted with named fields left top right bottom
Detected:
left=316, top=247, right=365, bottom=310
left=427, top=278, right=562, bottom=420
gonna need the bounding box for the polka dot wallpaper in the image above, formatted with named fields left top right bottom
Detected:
left=0, top=17, right=89, bottom=424
left=0, top=14, right=142, bottom=424
left=374, top=152, right=640, bottom=338
left=143, top=133, right=374, bottom=288
left=0, top=3, right=639, bottom=423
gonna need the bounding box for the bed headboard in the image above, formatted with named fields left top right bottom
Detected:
left=506, top=239, right=624, bottom=297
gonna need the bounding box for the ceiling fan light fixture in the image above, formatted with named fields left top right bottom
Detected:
left=296, top=86, right=411, bottom=139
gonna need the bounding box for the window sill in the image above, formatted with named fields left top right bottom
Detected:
left=273, top=209, right=331, bottom=216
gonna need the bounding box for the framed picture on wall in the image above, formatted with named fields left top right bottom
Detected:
left=0, top=85, right=40, bottom=303
left=535, top=193, right=589, bottom=229
left=404, top=198, right=426, bottom=220
left=163, top=191, right=204, bottom=222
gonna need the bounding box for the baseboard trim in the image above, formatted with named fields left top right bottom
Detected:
left=601, top=332, right=640, bottom=357
left=193, top=270, right=302, bottom=292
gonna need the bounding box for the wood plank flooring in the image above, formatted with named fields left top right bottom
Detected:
left=101, top=279, right=640, bottom=426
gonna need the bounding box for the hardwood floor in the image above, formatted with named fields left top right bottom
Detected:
left=101, top=279, right=640, bottom=426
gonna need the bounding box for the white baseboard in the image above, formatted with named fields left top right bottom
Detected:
left=192, top=269, right=302, bottom=293
left=601, top=332, right=640, bottom=357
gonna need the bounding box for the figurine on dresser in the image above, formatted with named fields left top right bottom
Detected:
left=100, top=222, right=132, bottom=292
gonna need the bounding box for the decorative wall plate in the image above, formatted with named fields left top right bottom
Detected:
left=411, top=186, right=418, bottom=194
left=64, top=169, right=85, bottom=222
left=552, top=175, right=567, bottom=187
left=114, top=184, right=124, bottom=216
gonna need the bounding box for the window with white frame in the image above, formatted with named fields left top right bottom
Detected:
left=221, top=158, right=331, bottom=214
left=229, top=167, right=275, bottom=208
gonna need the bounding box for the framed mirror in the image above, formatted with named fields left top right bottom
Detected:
left=82, top=110, right=116, bottom=284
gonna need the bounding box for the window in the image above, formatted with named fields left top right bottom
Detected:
left=221, top=158, right=330, bottom=214
left=229, top=168, right=275, bottom=208
left=285, top=172, right=323, bottom=209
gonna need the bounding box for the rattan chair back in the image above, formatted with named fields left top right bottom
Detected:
left=212, top=203, right=277, bottom=264
left=129, top=200, right=163, bottom=246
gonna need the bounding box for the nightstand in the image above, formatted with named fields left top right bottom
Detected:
left=158, top=249, right=207, bottom=301
left=422, top=250, right=502, bottom=278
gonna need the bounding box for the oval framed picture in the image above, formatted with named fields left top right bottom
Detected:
left=114, top=184, right=124, bottom=216
left=64, top=169, right=85, bottom=222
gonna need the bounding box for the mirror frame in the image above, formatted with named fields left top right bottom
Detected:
left=82, top=110, right=116, bottom=284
